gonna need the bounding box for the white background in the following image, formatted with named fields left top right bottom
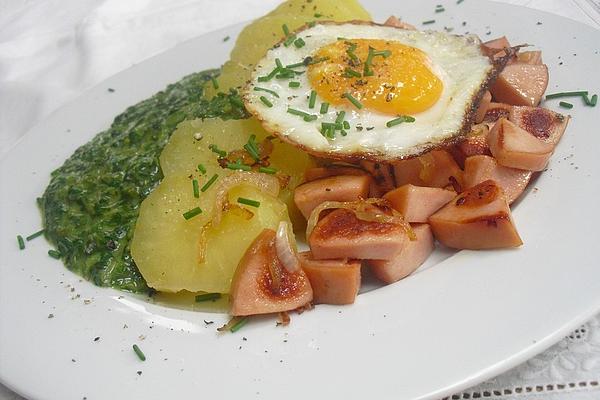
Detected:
left=1, top=0, right=599, bottom=399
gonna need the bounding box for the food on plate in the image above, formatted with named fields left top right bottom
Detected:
left=429, top=180, right=523, bottom=250
left=368, top=224, right=434, bottom=284
left=487, top=118, right=554, bottom=171
left=244, top=22, right=511, bottom=161
left=38, top=0, right=578, bottom=329
left=298, top=252, right=361, bottom=305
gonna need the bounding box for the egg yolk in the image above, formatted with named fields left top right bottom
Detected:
left=307, top=39, right=443, bottom=115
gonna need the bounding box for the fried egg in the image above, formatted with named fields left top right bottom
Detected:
left=244, top=22, right=502, bottom=161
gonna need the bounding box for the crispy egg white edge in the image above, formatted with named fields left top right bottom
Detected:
left=244, top=23, right=494, bottom=160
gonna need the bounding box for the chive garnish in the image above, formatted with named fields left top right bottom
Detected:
left=275, top=58, right=284, bottom=69
left=363, top=47, right=391, bottom=77
left=197, top=164, right=206, bottom=174
left=253, top=87, right=280, bottom=98
left=183, top=207, right=203, bottom=220
left=48, top=249, right=61, bottom=259
left=559, top=101, right=574, bottom=109
left=192, top=179, right=200, bottom=198
left=545, top=91, right=588, bottom=100
left=307, top=21, right=316, bottom=28
left=386, top=115, right=416, bottom=127
left=340, top=130, right=348, bottom=136
left=229, top=96, right=244, bottom=108
left=308, top=90, right=317, bottom=108
left=422, top=19, right=436, bottom=25
left=303, top=114, right=318, bottom=122
left=259, top=166, right=277, bottom=174
left=294, top=38, right=306, bottom=48
left=201, top=174, right=219, bottom=192
left=335, top=111, right=346, bottom=124
left=195, top=293, right=221, bottom=302
left=17, top=235, right=25, bottom=250
left=283, top=35, right=297, bottom=47
left=289, top=81, right=301, bottom=88
left=132, top=344, right=146, bottom=361
left=223, top=36, right=230, bottom=42
left=230, top=316, right=249, bottom=333
left=260, top=96, right=273, bottom=107
left=26, top=229, right=45, bottom=241
left=314, top=13, right=322, bottom=18
left=590, top=94, right=598, bottom=106
left=287, top=108, right=311, bottom=118
left=227, top=162, right=252, bottom=171
left=282, top=24, right=290, bottom=36
left=343, top=68, right=362, bottom=78
left=258, top=67, right=280, bottom=82
left=320, top=102, right=330, bottom=114
left=343, top=120, right=350, bottom=130
left=210, top=76, right=219, bottom=90
left=435, top=6, right=445, bottom=12
left=209, top=144, right=227, bottom=158
left=343, top=92, right=363, bottom=109
left=244, top=135, right=261, bottom=161
left=238, top=197, right=261, bottom=208
left=457, top=0, right=464, bottom=4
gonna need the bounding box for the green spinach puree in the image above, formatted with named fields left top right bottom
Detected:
left=40, top=70, right=247, bottom=293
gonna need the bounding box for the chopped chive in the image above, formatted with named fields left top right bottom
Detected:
left=308, top=56, right=329, bottom=65
left=559, top=101, right=574, bottom=109
left=132, top=344, right=146, bottom=361
left=340, top=130, right=348, bottom=136
left=253, top=87, right=280, bottom=98
left=223, top=36, right=230, bottom=42
left=287, top=108, right=311, bottom=118
left=260, top=96, right=273, bottom=107
left=275, top=71, right=295, bottom=79
left=259, top=166, right=277, bottom=174
left=386, top=115, right=416, bottom=127
left=307, top=21, right=316, bottom=28
left=303, top=114, right=318, bottom=122
left=210, top=76, right=219, bottom=90
left=17, top=235, right=25, bottom=250
left=289, top=81, right=301, bottom=88
left=335, top=111, right=346, bottom=124
left=422, top=19, right=436, bottom=25
left=591, top=94, right=598, bottom=106
left=282, top=24, right=290, bottom=36
left=195, top=293, right=221, bottom=302
left=343, top=92, right=363, bottom=109
left=197, top=164, right=206, bottom=174
left=26, top=229, right=45, bottom=241
left=48, top=249, right=61, bottom=259
left=320, top=102, right=330, bottom=114
left=308, top=90, right=317, bottom=108
left=192, top=179, right=200, bottom=198
left=227, top=162, right=252, bottom=171
left=283, top=34, right=297, bottom=47
left=244, top=137, right=261, bottom=162
left=209, top=144, right=227, bottom=158
left=457, top=0, right=464, bottom=4
left=343, top=120, right=350, bottom=129
left=257, top=67, right=280, bottom=82
left=294, top=38, right=306, bottom=48
left=545, top=91, right=588, bottom=100
left=285, top=61, right=305, bottom=69
left=238, top=197, right=261, bottom=208
left=201, top=174, right=219, bottom=192
left=435, top=6, right=445, bottom=12
left=275, top=58, right=284, bottom=69
left=230, top=316, right=249, bottom=333
left=314, top=13, right=322, bottom=18
left=343, top=68, right=362, bottom=78
left=183, top=207, right=203, bottom=220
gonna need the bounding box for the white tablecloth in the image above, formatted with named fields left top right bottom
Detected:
left=1, top=1, right=599, bottom=399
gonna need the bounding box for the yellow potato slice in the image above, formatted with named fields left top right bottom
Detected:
left=132, top=180, right=289, bottom=293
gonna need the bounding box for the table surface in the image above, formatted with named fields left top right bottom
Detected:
left=1, top=1, right=599, bottom=399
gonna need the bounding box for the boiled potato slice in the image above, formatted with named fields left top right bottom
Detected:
left=203, top=60, right=253, bottom=98
left=132, top=181, right=289, bottom=293
left=160, top=118, right=314, bottom=228
left=267, top=0, right=370, bottom=20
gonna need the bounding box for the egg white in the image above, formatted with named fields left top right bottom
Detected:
left=244, top=22, right=494, bottom=160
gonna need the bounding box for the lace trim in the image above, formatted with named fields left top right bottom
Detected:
left=446, top=380, right=599, bottom=399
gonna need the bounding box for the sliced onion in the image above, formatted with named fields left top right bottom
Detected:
left=305, top=198, right=416, bottom=241
left=275, top=221, right=300, bottom=273
left=212, top=171, right=280, bottom=226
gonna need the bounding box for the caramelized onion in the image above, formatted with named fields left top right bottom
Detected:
left=212, top=171, right=280, bottom=226
left=275, top=221, right=300, bottom=273
left=305, top=198, right=415, bottom=240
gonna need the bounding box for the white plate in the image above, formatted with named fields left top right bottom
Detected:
left=1, top=1, right=600, bottom=399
